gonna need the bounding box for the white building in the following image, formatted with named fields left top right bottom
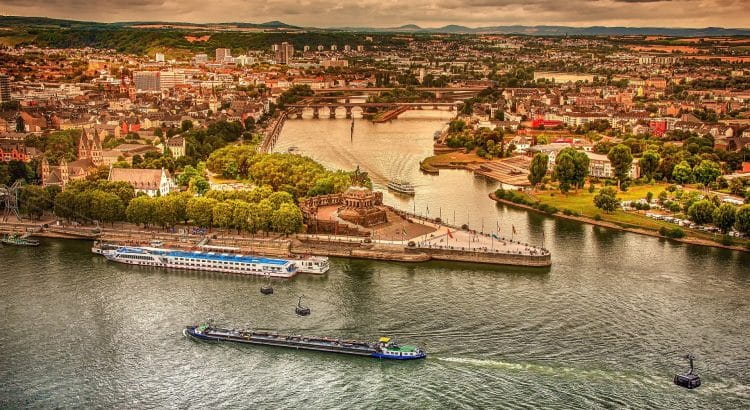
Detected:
left=108, top=167, right=173, bottom=197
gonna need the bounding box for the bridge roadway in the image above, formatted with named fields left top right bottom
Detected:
left=311, top=87, right=488, bottom=94
left=285, top=102, right=460, bottom=119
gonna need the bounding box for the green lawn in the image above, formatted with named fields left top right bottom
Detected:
left=524, top=183, right=749, bottom=246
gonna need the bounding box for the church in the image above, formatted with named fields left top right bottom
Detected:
left=41, top=128, right=104, bottom=188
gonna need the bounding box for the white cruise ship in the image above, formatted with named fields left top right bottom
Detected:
left=100, top=246, right=329, bottom=277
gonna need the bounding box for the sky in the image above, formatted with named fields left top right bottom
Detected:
left=1, top=0, right=749, bottom=28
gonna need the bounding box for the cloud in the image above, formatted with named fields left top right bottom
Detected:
left=1, top=0, right=748, bottom=28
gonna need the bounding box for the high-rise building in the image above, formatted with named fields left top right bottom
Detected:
left=330, top=45, right=337, bottom=51
left=0, top=75, right=11, bottom=103
left=344, top=45, right=351, bottom=52
left=357, top=45, right=365, bottom=52
left=194, top=53, right=208, bottom=64
left=133, top=71, right=161, bottom=92
left=274, top=42, right=294, bottom=65
left=159, top=71, right=185, bottom=90
left=155, top=53, right=165, bottom=62
left=215, top=48, right=231, bottom=62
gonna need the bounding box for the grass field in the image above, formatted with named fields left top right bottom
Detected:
left=523, top=183, right=749, bottom=246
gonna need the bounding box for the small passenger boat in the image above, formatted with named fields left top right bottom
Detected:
left=1, top=233, right=40, bottom=247
left=387, top=180, right=416, bottom=196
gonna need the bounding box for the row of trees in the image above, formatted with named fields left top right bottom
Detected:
left=207, top=148, right=363, bottom=198
left=124, top=191, right=303, bottom=234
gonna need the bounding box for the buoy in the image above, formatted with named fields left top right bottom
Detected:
left=673, top=354, right=701, bottom=389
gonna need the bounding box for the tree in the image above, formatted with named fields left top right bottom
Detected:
left=181, top=119, right=194, bottom=132
left=90, top=190, right=125, bottom=224
left=735, top=205, right=750, bottom=235
left=639, top=151, right=660, bottom=181
left=271, top=203, right=304, bottom=234
left=593, top=187, right=619, bottom=213
left=152, top=196, right=179, bottom=228
left=672, top=161, right=694, bottom=184
left=607, top=144, right=633, bottom=190
left=54, top=190, right=78, bottom=220
left=693, top=160, right=721, bottom=188
left=688, top=200, right=716, bottom=225
left=126, top=196, right=155, bottom=227
left=729, top=178, right=746, bottom=197
left=189, top=176, right=210, bottom=195
left=646, top=191, right=653, bottom=203
left=212, top=201, right=235, bottom=230
left=255, top=199, right=274, bottom=234
left=187, top=197, right=217, bottom=228
left=231, top=200, right=252, bottom=233
left=20, top=185, right=52, bottom=219
left=554, top=152, right=576, bottom=193
left=528, top=153, right=548, bottom=187
left=712, top=204, right=736, bottom=234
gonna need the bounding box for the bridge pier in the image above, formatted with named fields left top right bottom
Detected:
left=312, top=107, right=319, bottom=119
left=345, top=106, right=353, bottom=119
left=296, top=111, right=303, bottom=119
left=329, top=107, right=337, bottom=119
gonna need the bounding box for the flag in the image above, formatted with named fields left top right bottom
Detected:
left=447, top=229, right=453, bottom=239
left=492, top=233, right=500, bottom=240
left=512, top=225, right=517, bottom=234
left=402, top=227, right=407, bottom=235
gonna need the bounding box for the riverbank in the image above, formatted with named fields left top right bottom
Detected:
left=0, top=220, right=551, bottom=267
left=489, top=192, right=749, bottom=253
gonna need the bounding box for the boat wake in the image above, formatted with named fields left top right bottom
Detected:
left=432, top=356, right=750, bottom=397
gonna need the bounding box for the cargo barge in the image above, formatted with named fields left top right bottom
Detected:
left=184, top=324, right=426, bottom=360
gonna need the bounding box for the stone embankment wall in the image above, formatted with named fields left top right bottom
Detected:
left=417, top=247, right=552, bottom=267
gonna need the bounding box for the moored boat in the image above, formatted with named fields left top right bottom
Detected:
left=387, top=180, right=416, bottom=195
left=184, top=324, right=426, bottom=360
left=97, top=245, right=329, bottom=277
left=1, top=233, right=40, bottom=247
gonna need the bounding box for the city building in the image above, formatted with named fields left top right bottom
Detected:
left=159, top=71, right=185, bottom=90
left=108, top=167, right=173, bottom=197
left=133, top=71, right=161, bottom=92
left=0, top=75, right=11, bottom=103
left=275, top=42, right=294, bottom=65
left=586, top=152, right=641, bottom=179
left=215, top=48, right=231, bottom=62
left=155, top=53, right=165, bottom=63
left=193, top=53, right=208, bottom=64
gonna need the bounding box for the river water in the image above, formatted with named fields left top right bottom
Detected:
left=2, top=112, right=749, bottom=408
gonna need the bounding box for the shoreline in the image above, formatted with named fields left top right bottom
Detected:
left=0, top=220, right=552, bottom=268
left=489, top=192, right=749, bottom=253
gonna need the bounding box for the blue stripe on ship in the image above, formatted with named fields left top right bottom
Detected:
left=116, top=247, right=289, bottom=265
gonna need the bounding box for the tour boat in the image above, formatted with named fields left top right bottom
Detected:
left=1, top=233, right=40, bottom=247
left=99, top=246, right=329, bottom=277
left=184, top=324, right=426, bottom=360
left=387, top=180, right=416, bottom=195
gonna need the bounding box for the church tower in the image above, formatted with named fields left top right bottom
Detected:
left=59, top=158, right=69, bottom=188
left=90, top=131, right=103, bottom=166
left=40, top=157, right=50, bottom=186
left=77, top=129, right=91, bottom=160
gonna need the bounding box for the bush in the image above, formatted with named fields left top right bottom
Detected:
left=720, top=235, right=734, bottom=246
left=562, top=208, right=581, bottom=216
left=537, top=203, right=558, bottom=214
left=593, top=214, right=602, bottom=221
left=659, top=226, right=685, bottom=238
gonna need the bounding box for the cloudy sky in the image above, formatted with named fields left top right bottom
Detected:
left=2, top=0, right=749, bottom=28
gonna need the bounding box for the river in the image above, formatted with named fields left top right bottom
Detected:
left=1, top=112, right=749, bottom=408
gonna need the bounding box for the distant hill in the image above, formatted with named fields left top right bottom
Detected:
left=1, top=15, right=749, bottom=37
left=334, top=24, right=750, bottom=36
